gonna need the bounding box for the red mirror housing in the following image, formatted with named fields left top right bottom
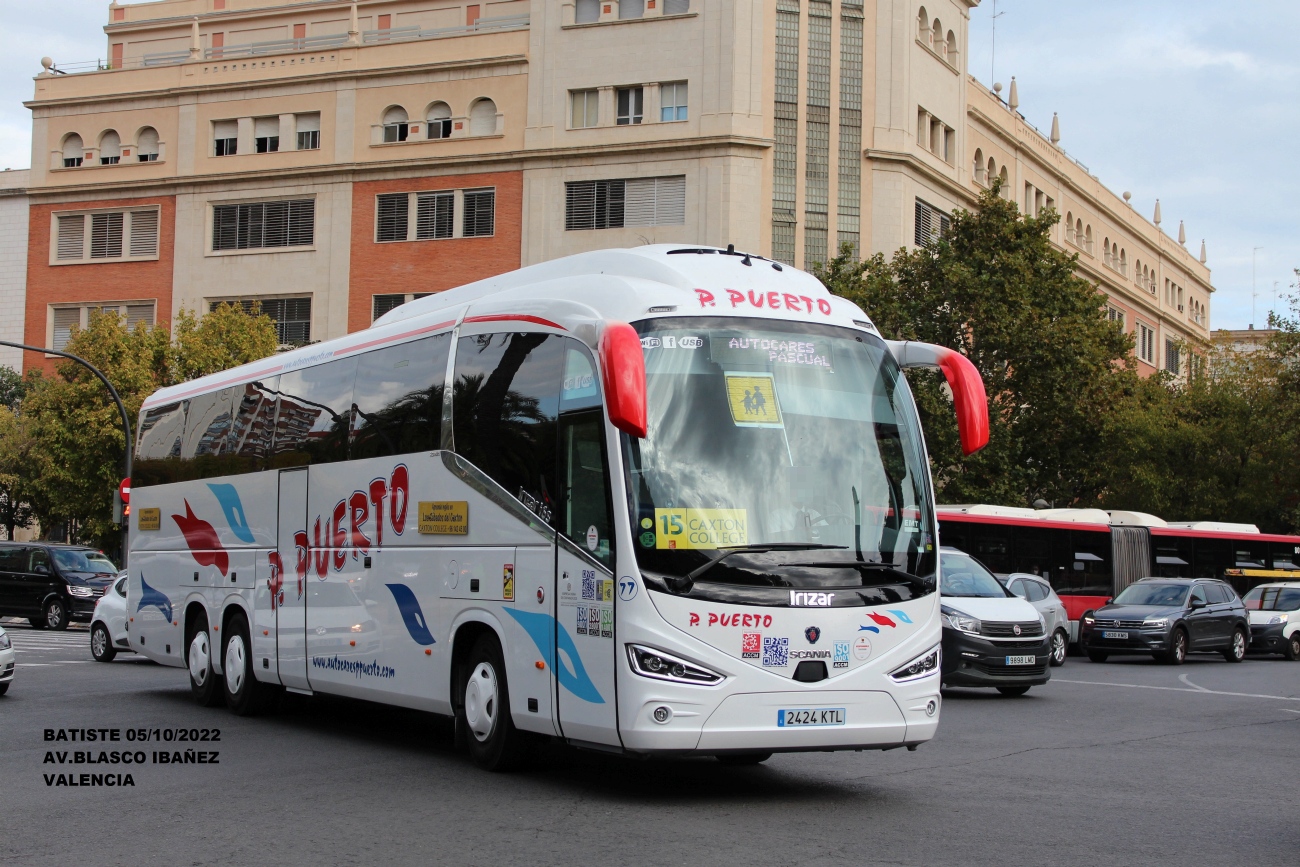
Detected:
left=600, top=321, right=647, bottom=438
left=886, top=340, right=989, bottom=455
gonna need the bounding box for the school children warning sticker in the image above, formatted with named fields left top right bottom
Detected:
left=654, top=508, right=748, bottom=550
left=724, top=373, right=783, bottom=428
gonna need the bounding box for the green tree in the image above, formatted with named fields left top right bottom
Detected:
left=0, top=365, right=26, bottom=411
left=0, top=406, right=37, bottom=539
left=817, top=184, right=1136, bottom=507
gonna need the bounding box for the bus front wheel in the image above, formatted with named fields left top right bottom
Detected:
left=457, top=634, right=530, bottom=772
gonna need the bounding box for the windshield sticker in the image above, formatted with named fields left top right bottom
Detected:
left=724, top=373, right=783, bottom=428
left=654, top=508, right=748, bottom=549
left=714, top=337, right=833, bottom=370
left=640, top=335, right=704, bottom=350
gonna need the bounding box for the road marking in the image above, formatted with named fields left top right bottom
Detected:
left=1178, top=674, right=1211, bottom=692
left=1054, top=678, right=1300, bottom=702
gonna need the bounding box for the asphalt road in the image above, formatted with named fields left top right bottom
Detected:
left=1, top=620, right=1297, bottom=867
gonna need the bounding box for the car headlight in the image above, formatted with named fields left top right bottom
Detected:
left=1143, top=618, right=1169, bottom=629
left=890, top=645, right=940, bottom=682
left=1268, top=613, right=1289, bottom=625
left=1082, top=613, right=1096, bottom=625
left=0, top=632, right=10, bottom=650
left=67, top=585, right=95, bottom=598
left=940, top=605, right=980, bottom=635
left=626, top=644, right=724, bottom=685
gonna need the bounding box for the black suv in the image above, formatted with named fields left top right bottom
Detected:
left=1080, top=577, right=1250, bottom=665
left=0, top=543, right=118, bottom=630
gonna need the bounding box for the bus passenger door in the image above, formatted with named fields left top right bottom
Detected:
left=554, top=409, right=620, bottom=747
left=276, top=468, right=309, bottom=690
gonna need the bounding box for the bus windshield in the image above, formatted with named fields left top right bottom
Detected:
left=623, top=317, right=935, bottom=591
left=1242, top=586, right=1300, bottom=611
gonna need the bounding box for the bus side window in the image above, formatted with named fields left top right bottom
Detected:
left=453, top=332, right=563, bottom=519
left=272, top=358, right=359, bottom=468
left=352, top=333, right=451, bottom=460
left=135, top=401, right=187, bottom=486
left=178, top=388, right=235, bottom=480
left=230, top=378, right=279, bottom=474
left=559, top=343, right=612, bottom=566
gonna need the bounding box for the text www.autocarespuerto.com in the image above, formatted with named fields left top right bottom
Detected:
left=311, top=655, right=396, bottom=679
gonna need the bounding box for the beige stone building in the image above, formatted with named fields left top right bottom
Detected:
left=19, top=0, right=1212, bottom=377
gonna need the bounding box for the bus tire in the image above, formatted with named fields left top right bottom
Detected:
left=1158, top=628, right=1188, bottom=665
left=1222, top=628, right=1247, bottom=663
left=996, top=686, right=1030, bottom=696
left=457, top=633, right=529, bottom=772
left=717, top=752, right=773, bottom=766
left=1285, top=633, right=1300, bottom=661
left=222, top=611, right=279, bottom=716
left=186, top=616, right=223, bottom=707
left=1086, top=650, right=1108, bottom=663
left=1049, top=629, right=1068, bottom=667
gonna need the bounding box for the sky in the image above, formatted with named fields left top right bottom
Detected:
left=0, top=0, right=1296, bottom=329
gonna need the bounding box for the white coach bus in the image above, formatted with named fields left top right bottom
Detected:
left=127, top=244, right=988, bottom=770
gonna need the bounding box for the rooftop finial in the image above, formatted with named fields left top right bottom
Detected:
left=1178, top=220, right=1186, bottom=245
left=1153, top=199, right=1162, bottom=227
left=1008, top=76, right=1019, bottom=111
left=1123, top=191, right=1132, bottom=206
left=1050, top=112, right=1060, bottom=145
left=1199, top=239, right=1207, bottom=264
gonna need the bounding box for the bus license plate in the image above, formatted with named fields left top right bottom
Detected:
left=777, top=708, right=845, bottom=727
left=1004, top=655, right=1036, bottom=665
left=1102, top=631, right=1129, bottom=640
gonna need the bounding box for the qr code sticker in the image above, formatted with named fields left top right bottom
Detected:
left=762, top=636, right=789, bottom=667
left=581, top=572, right=596, bottom=600
left=741, top=633, right=761, bottom=659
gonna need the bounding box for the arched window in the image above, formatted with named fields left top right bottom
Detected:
left=973, top=149, right=985, bottom=184
left=99, top=130, right=121, bottom=165
left=62, top=133, right=84, bottom=168
left=917, top=7, right=929, bottom=41
left=618, top=0, right=644, bottom=19
left=136, top=126, right=159, bottom=162
left=382, top=106, right=409, bottom=143
left=1075, top=218, right=1083, bottom=244
left=1119, top=247, right=1127, bottom=275
left=426, top=102, right=452, bottom=140
left=946, top=30, right=958, bottom=63
left=1064, top=212, right=1073, bottom=243
left=1084, top=224, right=1093, bottom=254
left=576, top=0, right=600, bottom=24
left=469, top=98, right=497, bottom=136
left=1103, top=238, right=1111, bottom=266
left=998, top=166, right=1009, bottom=197
left=932, top=19, right=943, bottom=53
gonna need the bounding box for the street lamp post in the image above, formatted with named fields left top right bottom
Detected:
left=0, top=340, right=133, bottom=565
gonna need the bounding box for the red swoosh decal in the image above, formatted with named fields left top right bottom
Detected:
left=867, top=611, right=896, bottom=628
left=173, top=500, right=229, bottom=576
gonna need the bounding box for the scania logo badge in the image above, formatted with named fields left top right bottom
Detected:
left=1013, top=624, right=1022, bottom=636
left=805, top=626, right=821, bottom=644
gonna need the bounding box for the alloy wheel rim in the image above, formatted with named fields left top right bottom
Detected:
left=189, top=632, right=210, bottom=685
left=92, top=627, right=106, bottom=657
left=225, top=635, right=246, bottom=695
left=48, top=603, right=63, bottom=629
left=1233, top=631, right=1245, bottom=658
left=1175, top=633, right=1186, bottom=660
left=1052, top=632, right=1066, bottom=663
left=464, top=662, right=499, bottom=743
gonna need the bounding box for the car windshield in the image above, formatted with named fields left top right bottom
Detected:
left=939, top=551, right=1010, bottom=597
left=623, top=317, right=935, bottom=591
left=1242, top=586, right=1300, bottom=611
left=1114, top=583, right=1189, bottom=606
left=51, top=549, right=117, bottom=574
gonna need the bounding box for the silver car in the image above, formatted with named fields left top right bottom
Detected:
left=1002, top=573, right=1070, bottom=666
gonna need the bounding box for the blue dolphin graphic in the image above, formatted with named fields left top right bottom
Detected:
left=385, top=583, right=436, bottom=646
left=504, top=609, right=604, bottom=704
left=137, top=575, right=173, bottom=622
left=207, top=483, right=255, bottom=544
left=887, top=609, right=913, bottom=624
left=858, top=625, right=880, bottom=634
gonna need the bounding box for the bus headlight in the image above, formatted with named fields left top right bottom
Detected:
left=940, top=605, right=980, bottom=635
left=626, top=645, right=724, bottom=685
left=890, top=646, right=940, bottom=682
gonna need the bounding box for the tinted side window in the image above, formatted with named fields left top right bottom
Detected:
left=1007, top=579, right=1026, bottom=598
left=135, top=401, right=187, bottom=486
left=179, top=388, right=236, bottom=480
left=1189, top=585, right=1208, bottom=606
left=1026, top=580, right=1049, bottom=602
left=0, top=546, right=26, bottom=572
left=272, top=359, right=358, bottom=468
left=28, top=548, right=50, bottom=574
left=453, top=332, right=563, bottom=516
left=352, top=334, right=451, bottom=460
left=1204, top=583, right=1228, bottom=604
left=231, top=378, right=278, bottom=474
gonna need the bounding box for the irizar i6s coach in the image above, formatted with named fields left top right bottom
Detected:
left=126, top=245, right=988, bottom=770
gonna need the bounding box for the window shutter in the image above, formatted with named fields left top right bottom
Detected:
left=90, top=212, right=124, bottom=259
left=287, top=199, right=315, bottom=247
left=213, top=204, right=238, bottom=250
left=53, top=308, right=81, bottom=350
left=376, top=193, right=409, bottom=242
left=416, top=191, right=454, bottom=239
left=566, top=181, right=595, bottom=230
left=254, top=117, right=279, bottom=138
left=373, top=294, right=405, bottom=321
left=137, top=127, right=159, bottom=158
left=462, top=189, right=495, bottom=237
left=469, top=100, right=497, bottom=136
left=655, top=176, right=685, bottom=224
left=129, top=210, right=159, bottom=257
left=663, top=0, right=690, bottom=13
left=57, top=215, right=85, bottom=260
left=624, top=179, right=657, bottom=227
left=126, top=303, right=154, bottom=330
left=214, top=120, right=237, bottom=139
left=914, top=200, right=930, bottom=247
left=575, top=0, right=600, bottom=23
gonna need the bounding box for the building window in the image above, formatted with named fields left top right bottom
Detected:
left=52, top=302, right=155, bottom=351
left=53, top=208, right=160, bottom=263
left=619, top=0, right=645, bottom=18
left=375, top=193, right=409, bottom=243
left=571, top=90, right=599, bottom=129
left=418, top=192, right=456, bottom=239
left=616, top=87, right=644, bottom=125
left=664, top=0, right=690, bottom=12
left=1165, top=339, right=1180, bottom=375
left=1137, top=323, right=1155, bottom=365
left=214, top=120, right=238, bottom=156
left=296, top=113, right=320, bottom=150
left=137, top=127, right=160, bottom=162
left=382, top=106, right=409, bottom=143
left=212, top=199, right=315, bottom=252
left=1106, top=305, right=1126, bottom=330
left=62, top=134, right=84, bottom=168
left=427, top=103, right=452, bottom=140
left=917, top=107, right=954, bottom=163
left=660, top=82, right=688, bottom=122
left=254, top=117, right=280, bottom=153
left=372, top=292, right=432, bottom=322
left=565, top=176, right=685, bottom=230
left=99, top=130, right=122, bottom=165
left=575, top=0, right=599, bottom=24
left=914, top=198, right=950, bottom=248
left=211, top=297, right=312, bottom=346
left=463, top=189, right=495, bottom=237
left=469, top=98, right=497, bottom=136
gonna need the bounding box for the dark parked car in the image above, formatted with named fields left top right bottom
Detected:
left=0, top=542, right=118, bottom=630
left=1080, top=577, right=1249, bottom=665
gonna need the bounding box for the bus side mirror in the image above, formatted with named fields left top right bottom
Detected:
left=886, top=341, right=989, bottom=455
left=600, top=321, right=647, bottom=438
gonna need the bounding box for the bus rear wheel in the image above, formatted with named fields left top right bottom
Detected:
left=457, top=634, right=529, bottom=772
left=222, top=611, right=279, bottom=716
left=186, top=618, right=223, bottom=707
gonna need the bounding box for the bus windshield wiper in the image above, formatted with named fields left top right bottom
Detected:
left=851, top=563, right=933, bottom=593
left=673, top=543, right=848, bottom=592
